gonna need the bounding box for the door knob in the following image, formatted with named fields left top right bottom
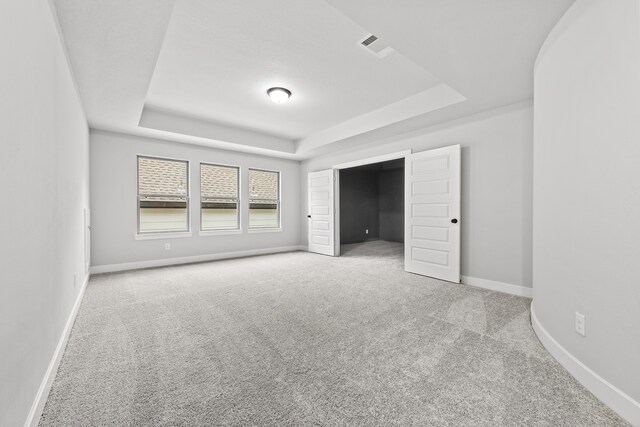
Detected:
left=451, top=218, right=458, bottom=224
left=307, top=215, right=311, bottom=218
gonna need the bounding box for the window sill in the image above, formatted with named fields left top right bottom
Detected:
left=248, top=228, right=282, bottom=234
left=198, top=229, right=242, bottom=237
left=134, top=231, right=192, bottom=240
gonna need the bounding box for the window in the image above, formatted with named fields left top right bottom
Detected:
left=137, top=156, right=189, bottom=233
left=249, top=169, right=280, bottom=229
left=200, top=163, right=240, bottom=231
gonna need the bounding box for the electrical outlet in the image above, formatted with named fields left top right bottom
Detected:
left=365, top=229, right=369, bottom=234
left=575, top=312, right=586, bottom=337
left=165, top=243, right=171, bottom=250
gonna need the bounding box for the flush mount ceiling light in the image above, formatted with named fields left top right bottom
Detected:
left=267, top=87, right=291, bottom=104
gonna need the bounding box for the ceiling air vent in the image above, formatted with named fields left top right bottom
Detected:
left=361, top=35, right=378, bottom=46
left=358, top=34, right=393, bottom=59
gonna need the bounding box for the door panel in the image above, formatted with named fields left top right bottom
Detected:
left=405, top=145, right=460, bottom=282
left=308, top=169, right=335, bottom=256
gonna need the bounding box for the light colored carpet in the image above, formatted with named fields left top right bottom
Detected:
left=40, top=241, right=627, bottom=426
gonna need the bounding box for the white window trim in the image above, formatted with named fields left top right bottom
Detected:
left=247, top=227, right=282, bottom=234
left=198, top=229, right=243, bottom=237
left=134, top=231, right=193, bottom=240
left=248, top=167, right=282, bottom=231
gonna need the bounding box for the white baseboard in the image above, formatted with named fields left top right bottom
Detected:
left=24, top=274, right=89, bottom=427
left=461, top=275, right=533, bottom=298
left=90, top=245, right=306, bottom=274
left=531, top=306, right=640, bottom=425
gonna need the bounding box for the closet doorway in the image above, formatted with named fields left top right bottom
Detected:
left=307, top=146, right=461, bottom=283
left=338, top=158, right=405, bottom=256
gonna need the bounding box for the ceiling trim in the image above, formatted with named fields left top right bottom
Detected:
left=90, top=123, right=298, bottom=160
left=138, top=106, right=295, bottom=154
left=296, top=83, right=466, bottom=156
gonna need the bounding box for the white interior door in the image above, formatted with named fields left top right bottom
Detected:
left=308, top=169, right=335, bottom=256
left=405, top=145, right=461, bottom=282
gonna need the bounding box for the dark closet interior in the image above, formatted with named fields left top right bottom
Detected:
left=339, top=158, right=404, bottom=245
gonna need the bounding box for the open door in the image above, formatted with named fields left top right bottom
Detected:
left=307, top=169, right=336, bottom=256
left=405, top=145, right=461, bottom=283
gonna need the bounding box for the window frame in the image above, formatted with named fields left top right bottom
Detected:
left=199, top=162, right=241, bottom=234
left=136, top=155, right=191, bottom=236
left=248, top=168, right=282, bottom=231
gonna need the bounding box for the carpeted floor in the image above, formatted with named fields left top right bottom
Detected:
left=40, top=241, right=627, bottom=426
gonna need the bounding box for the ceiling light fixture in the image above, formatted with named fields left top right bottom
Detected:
left=267, top=87, right=291, bottom=104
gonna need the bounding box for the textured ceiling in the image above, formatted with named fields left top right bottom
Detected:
left=52, top=0, right=575, bottom=159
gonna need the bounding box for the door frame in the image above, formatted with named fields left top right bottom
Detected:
left=331, top=150, right=412, bottom=256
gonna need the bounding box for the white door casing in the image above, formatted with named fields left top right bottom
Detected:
left=405, top=145, right=461, bottom=283
left=308, top=169, right=335, bottom=256
left=84, top=208, right=91, bottom=272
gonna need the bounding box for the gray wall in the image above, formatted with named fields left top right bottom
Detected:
left=90, top=130, right=301, bottom=268
left=0, top=1, right=90, bottom=425
left=301, top=103, right=533, bottom=288
left=339, top=168, right=380, bottom=244
left=379, top=166, right=404, bottom=243
left=533, top=0, right=640, bottom=414
left=339, top=160, right=404, bottom=245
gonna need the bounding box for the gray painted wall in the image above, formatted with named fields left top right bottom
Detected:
left=0, top=1, right=90, bottom=425
left=339, top=168, right=380, bottom=244
left=301, top=103, right=533, bottom=288
left=533, top=0, right=640, bottom=412
left=379, top=167, right=404, bottom=243
left=339, top=160, right=404, bottom=245
left=90, top=130, right=301, bottom=268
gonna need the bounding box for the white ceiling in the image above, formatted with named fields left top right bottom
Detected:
left=52, top=0, right=575, bottom=159
left=146, top=0, right=442, bottom=140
